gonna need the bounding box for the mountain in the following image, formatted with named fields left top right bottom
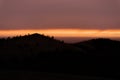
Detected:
left=0, top=33, right=85, bottom=63
left=1, top=33, right=120, bottom=57
left=0, top=33, right=84, bottom=53
left=73, top=38, right=120, bottom=56
left=0, top=33, right=120, bottom=79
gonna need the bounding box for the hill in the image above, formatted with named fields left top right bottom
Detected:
left=0, top=34, right=120, bottom=79
left=73, top=38, right=120, bottom=56
left=0, top=33, right=85, bottom=64
left=0, top=33, right=84, bottom=55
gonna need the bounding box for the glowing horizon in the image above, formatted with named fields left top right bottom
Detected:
left=0, top=29, right=120, bottom=39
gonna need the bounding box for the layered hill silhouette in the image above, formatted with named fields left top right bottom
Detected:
left=0, top=33, right=120, bottom=79
left=73, top=38, right=120, bottom=56
left=1, top=33, right=120, bottom=56
left=0, top=33, right=84, bottom=57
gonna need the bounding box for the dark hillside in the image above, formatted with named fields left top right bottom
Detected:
left=73, top=38, right=120, bottom=56
left=0, top=34, right=120, bottom=79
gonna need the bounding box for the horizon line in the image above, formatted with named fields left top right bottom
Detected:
left=0, top=29, right=120, bottom=38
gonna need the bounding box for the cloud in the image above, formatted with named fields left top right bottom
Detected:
left=0, top=0, right=120, bottom=30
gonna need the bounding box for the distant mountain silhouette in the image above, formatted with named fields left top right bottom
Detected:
left=0, top=33, right=82, bottom=52
left=73, top=38, right=120, bottom=56
left=0, top=33, right=120, bottom=79
left=0, top=33, right=84, bottom=63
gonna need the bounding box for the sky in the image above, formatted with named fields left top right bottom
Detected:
left=0, top=0, right=120, bottom=42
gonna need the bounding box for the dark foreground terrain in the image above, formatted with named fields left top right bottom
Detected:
left=0, top=33, right=120, bottom=80
left=0, top=69, right=115, bottom=80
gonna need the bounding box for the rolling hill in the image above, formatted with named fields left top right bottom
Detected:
left=73, top=38, right=120, bottom=56
left=0, top=33, right=120, bottom=79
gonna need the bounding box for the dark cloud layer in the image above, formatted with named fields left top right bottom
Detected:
left=0, top=0, right=120, bottom=30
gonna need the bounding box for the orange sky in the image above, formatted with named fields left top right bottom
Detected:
left=0, top=29, right=120, bottom=38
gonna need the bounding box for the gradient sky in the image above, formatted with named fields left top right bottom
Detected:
left=0, top=0, right=120, bottom=42
left=0, top=0, right=120, bottom=30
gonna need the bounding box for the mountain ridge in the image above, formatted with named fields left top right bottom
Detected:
left=0, top=33, right=120, bottom=79
left=1, top=33, right=120, bottom=56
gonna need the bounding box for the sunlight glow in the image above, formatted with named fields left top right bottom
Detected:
left=0, top=29, right=120, bottom=38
